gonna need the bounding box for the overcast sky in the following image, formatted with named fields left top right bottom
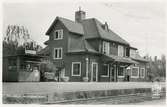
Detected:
left=3, top=1, right=166, bottom=58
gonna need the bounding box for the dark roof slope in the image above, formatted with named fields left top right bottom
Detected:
left=46, top=17, right=84, bottom=35
left=46, top=17, right=129, bottom=45
left=37, top=46, right=50, bottom=55
left=45, top=17, right=130, bottom=53
left=81, top=18, right=100, bottom=39
left=132, top=54, right=149, bottom=62
left=93, top=19, right=129, bottom=45
left=68, top=34, right=98, bottom=54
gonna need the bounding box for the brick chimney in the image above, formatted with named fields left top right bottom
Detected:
left=101, top=22, right=109, bottom=31
left=75, top=7, right=86, bottom=23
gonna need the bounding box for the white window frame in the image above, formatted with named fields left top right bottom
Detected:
left=102, top=41, right=110, bottom=55
left=140, top=68, right=145, bottom=78
left=72, top=62, right=81, bottom=76
left=118, top=45, right=124, bottom=57
left=53, top=48, right=62, bottom=59
left=101, top=64, right=109, bottom=77
left=54, top=29, right=63, bottom=40
left=117, top=66, right=125, bottom=78
left=131, top=67, right=139, bottom=78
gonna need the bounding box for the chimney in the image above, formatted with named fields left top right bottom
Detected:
left=104, top=22, right=109, bottom=31
left=102, top=22, right=109, bottom=31
left=75, top=7, right=86, bottom=23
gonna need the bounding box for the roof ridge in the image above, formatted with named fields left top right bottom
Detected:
left=57, top=16, right=81, bottom=25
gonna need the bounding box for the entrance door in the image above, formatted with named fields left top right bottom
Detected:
left=91, top=62, right=98, bottom=82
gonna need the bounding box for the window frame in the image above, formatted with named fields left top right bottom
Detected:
left=53, top=48, right=62, bottom=59
left=131, top=67, right=139, bottom=78
left=102, top=41, right=110, bottom=55
left=140, top=68, right=145, bottom=78
left=54, top=29, right=63, bottom=40
left=117, top=66, right=125, bottom=78
left=71, top=62, right=81, bottom=76
left=91, top=62, right=98, bottom=81
left=118, top=45, right=124, bottom=57
left=101, top=64, right=109, bottom=77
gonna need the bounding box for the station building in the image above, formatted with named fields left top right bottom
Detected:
left=42, top=9, right=149, bottom=82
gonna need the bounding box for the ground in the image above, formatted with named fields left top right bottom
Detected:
left=131, top=99, right=166, bottom=105
left=3, top=82, right=166, bottom=95
left=3, top=82, right=166, bottom=104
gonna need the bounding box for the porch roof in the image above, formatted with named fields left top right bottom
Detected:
left=103, top=54, right=138, bottom=64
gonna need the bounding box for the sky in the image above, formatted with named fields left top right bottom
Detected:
left=3, top=0, right=166, bottom=58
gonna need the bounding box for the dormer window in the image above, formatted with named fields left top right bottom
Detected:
left=54, top=29, right=63, bottom=40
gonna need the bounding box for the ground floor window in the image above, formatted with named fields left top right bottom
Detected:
left=131, top=67, right=139, bottom=78
left=118, top=66, right=124, bottom=77
left=140, top=68, right=145, bottom=78
left=72, top=62, right=81, bottom=76
left=101, top=64, right=109, bottom=77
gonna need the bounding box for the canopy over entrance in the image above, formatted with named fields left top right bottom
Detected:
left=101, top=54, right=138, bottom=64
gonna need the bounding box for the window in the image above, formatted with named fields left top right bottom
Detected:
left=118, top=66, right=124, bottom=77
left=126, top=47, right=130, bottom=57
left=72, top=62, right=81, bottom=76
left=131, top=67, right=139, bottom=78
left=130, top=49, right=136, bottom=58
left=53, top=48, right=62, bottom=59
left=118, top=45, right=124, bottom=57
left=140, top=68, right=145, bottom=78
left=101, top=64, right=109, bottom=77
left=54, top=29, right=63, bottom=40
left=102, top=41, right=110, bottom=55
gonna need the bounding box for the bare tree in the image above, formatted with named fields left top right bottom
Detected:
left=3, top=25, right=42, bottom=56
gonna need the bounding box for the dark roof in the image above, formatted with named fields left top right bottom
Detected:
left=130, top=46, right=138, bottom=50
left=68, top=36, right=98, bottom=54
left=93, top=19, right=129, bottom=45
left=103, top=54, right=138, bottom=64
left=46, top=17, right=84, bottom=35
left=81, top=18, right=129, bottom=45
left=46, top=17, right=130, bottom=45
left=44, top=40, right=49, bottom=45
left=37, top=46, right=50, bottom=55
left=132, top=54, right=149, bottom=63
left=45, top=17, right=130, bottom=54
left=3, top=54, right=45, bottom=58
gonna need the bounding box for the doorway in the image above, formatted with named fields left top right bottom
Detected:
left=91, top=62, right=98, bottom=82
left=110, top=66, right=115, bottom=82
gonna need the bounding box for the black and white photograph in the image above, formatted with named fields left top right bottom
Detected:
left=1, top=0, right=166, bottom=105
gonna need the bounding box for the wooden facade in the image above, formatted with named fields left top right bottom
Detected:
left=43, top=9, right=149, bottom=82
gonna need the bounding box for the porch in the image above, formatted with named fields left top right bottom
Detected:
left=99, top=54, right=138, bottom=82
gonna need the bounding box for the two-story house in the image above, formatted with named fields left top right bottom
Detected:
left=43, top=9, right=148, bottom=82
